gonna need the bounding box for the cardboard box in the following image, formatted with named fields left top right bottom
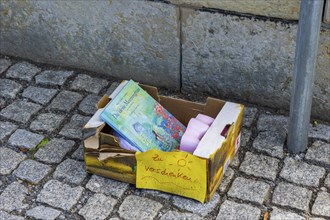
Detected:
left=83, top=83, right=244, bottom=203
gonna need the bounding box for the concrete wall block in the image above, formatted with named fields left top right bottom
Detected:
left=0, top=0, right=181, bottom=88
left=181, top=9, right=330, bottom=121
left=170, top=0, right=300, bottom=20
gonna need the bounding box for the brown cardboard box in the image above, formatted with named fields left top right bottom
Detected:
left=83, top=83, right=244, bottom=202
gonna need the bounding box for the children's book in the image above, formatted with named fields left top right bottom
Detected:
left=100, top=80, right=186, bottom=152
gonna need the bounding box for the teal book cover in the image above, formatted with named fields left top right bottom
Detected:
left=100, top=80, right=186, bottom=152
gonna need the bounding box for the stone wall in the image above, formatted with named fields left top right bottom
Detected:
left=0, top=0, right=329, bottom=121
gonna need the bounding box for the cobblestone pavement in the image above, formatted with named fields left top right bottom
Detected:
left=0, top=56, right=329, bottom=220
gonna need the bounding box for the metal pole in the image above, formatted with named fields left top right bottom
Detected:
left=288, top=0, right=324, bottom=153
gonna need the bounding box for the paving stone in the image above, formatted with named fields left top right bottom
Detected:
left=0, top=100, right=42, bottom=123
left=13, top=159, right=52, bottom=184
left=219, top=167, right=234, bottom=192
left=78, top=94, right=101, bottom=115
left=280, top=157, right=325, bottom=187
left=0, top=121, right=17, bottom=141
left=216, top=200, right=261, bottom=220
left=325, top=173, right=330, bottom=189
left=312, top=192, right=330, bottom=217
left=243, top=107, right=257, bottom=127
left=239, top=152, right=280, bottom=181
left=0, top=182, right=28, bottom=212
left=26, top=206, right=61, bottom=220
left=160, top=211, right=203, bottom=220
left=228, top=177, right=270, bottom=205
left=71, top=144, right=84, bottom=161
left=0, top=147, right=26, bottom=175
left=8, top=129, right=44, bottom=149
left=0, top=210, right=24, bottom=220
left=0, top=58, right=12, bottom=74
left=257, top=114, right=288, bottom=133
left=48, top=90, right=83, bottom=112
left=309, top=218, right=327, bottom=220
left=78, top=193, right=117, bottom=220
left=309, top=124, right=330, bottom=141
left=230, top=153, right=240, bottom=167
left=106, top=82, right=120, bottom=95
left=71, top=74, right=108, bottom=94
left=30, top=113, right=65, bottom=132
left=306, top=141, right=330, bottom=166
left=53, top=159, right=86, bottom=185
left=35, top=70, right=73, bottom=86
left=118, top=195, right=163, bottom=219
left=138, top=189, right=172, bottom=200
left=22, top=86, right=58, bottom=105
left=253, top=131, right=286, bottom=158
left=172, top=192, right=220, bottom=216
left=0, top=79, right=22, bottom=99
left=34, top=138, right=75, bottom=164
left=86, top=175, right=129, bottom=198
left=6, top=62, right=40, bottom=81
left=37, top=180, right=84, bottom=211
left=272, top=182, right=312, bottom=211
left=269, top=207, right=304, bottom=220
left=240, top=128, right=251, bottom=147
left=59, top=114, right=90, bottom=139
left=0, top=97, right=6, bottom=109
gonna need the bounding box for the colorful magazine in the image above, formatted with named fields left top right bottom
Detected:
left=100, top=80, right=186, bottom=152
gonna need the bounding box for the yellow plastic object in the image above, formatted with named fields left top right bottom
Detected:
left=136, top=149, right=207, bottom=202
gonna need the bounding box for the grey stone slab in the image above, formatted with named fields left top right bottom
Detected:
left=53, top=159, right=86, bottom=185
left=309, top=124, right=330, bottom=141
left=48, top=90, right=83, bottom=112
left=0, top=182, right=28, bottom=212
left=118, top=195, right=163, bottom=219
left=34, top=138, right=75, bottom=164
left=243, top=107, right=257, bottom=128
left=71, top=144, right=84, bottom=161
left=0, top=1, right=180, bottom=89
left=78, top=94, right=101, bottom=115
left=230, top=153, right=240, bottom=167
left=280, top=157, right=325, bottom=187
left=269, top=207, right=304, bottom=220
left=35, top=70, right=73, bottom=86
left=240, top=128, right=252, bottom=148
left=325, top=173, right=330, bottom=189
left=86, top=175, right=129, bottom=198
left=257, top=114, right=288, bottom=133
left=172, top=193, right=220, bottom=216
left=160, top=211, right=203, bottom=220
left=0, top=58, right=12, bottom=74
left=306, top=141, right=330, bottom=165
left=6, top=62, right=40, bottom=81
left=0, top=79, right=22, bottom=99
left=239, top=152, right=280, bottom=181
left=0, top=121, right=17, bottom=141
left=78, top=193, right=117, bottom=220
left=252, top=131, right=286, bottom=158
left=22, top=86, right=58, bottom=105
left=71, top=74, right=108, bottom=94
left=106, top=82, right=120, bottom=96
left=216, top=200, right=261, bottom=220
left=13, top=159, right=52, bottom=184
left=0, top=210, right=24, bottom=220
left=0, top=100, right=41, bottom=123
left=0, top=147, right=26, bottom=175
left=312, top=192, right=330, bottom=217
left=30, top=113, right=65, bottom=132
left=8, top=129, right=44, bottom=149
left=59, top=114, right=90, bottom=139
left=272, top=182, right=312, bottom=211
left=219, top=167, right=234, bottom=192
left=26, top=206, right=61, bottom=220
left=0, top=97, right=6, bottom=109
left=37, top=180, right=84, bottom=211
left=228, top=177, right=270, bottom=205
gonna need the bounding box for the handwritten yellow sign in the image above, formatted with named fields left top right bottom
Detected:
left=136, top=149, right=207, bottom=202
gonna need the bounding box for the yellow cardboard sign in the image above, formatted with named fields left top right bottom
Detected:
left=136, top=149, right=207, bottom=202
